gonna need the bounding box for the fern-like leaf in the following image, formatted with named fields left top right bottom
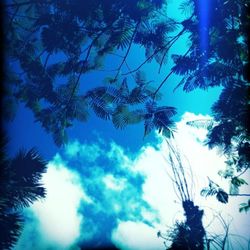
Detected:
left=112, top=106, right=143, bottom=129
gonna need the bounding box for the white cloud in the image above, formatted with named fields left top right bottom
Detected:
left=132, top=145, right=181, bottom=225
left=112, top=112, right=250, bottom=249
left=16, top=112, right=250, bottom=250
left=112, top=221, right=163, bottom=250
left=103, top=174, right=126, bottom=191
left=31, top=159, right=83, bottom=246
left=15, top=154, right=86, bottom=249
left=65, top=140, right=102, bottom=162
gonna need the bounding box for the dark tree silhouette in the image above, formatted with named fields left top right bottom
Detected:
left=2, top=0, right=250, bottom=248
left=176, top=0, right=250, bottom=210
left=0, top=135, right=47, bottom=250
left=157, top=139, right=206, bottom=250
left=3, top=0, right=180, bottom=145
left=167, top=201, right=205, bottom=250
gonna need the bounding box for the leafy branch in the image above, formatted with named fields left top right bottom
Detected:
left=63, top=26, right=113, bottom=113
left=153, top=45, right=192, bottom=99
left=114, top=21, right=140, bottom=80
left=123, top=27, right=187, bottom=76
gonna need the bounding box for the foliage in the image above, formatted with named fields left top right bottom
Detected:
left=161, top=140, right=205, bottom=249
left=188, top=84, right=249, bottom=206
left=0, top=136, right=47, bottom=250
left=201, top=179, right=229, bottom=204
left=2, top=0, right=250, bottom=248
left=176, top=0, right=250, bottom=208
left=3, top=0, right=179, bottom=146
left=239, top=199, right=250, bottom=213
left=158, top=201, right=205, bottom=250
left=172, top=1, right=249, bottom=91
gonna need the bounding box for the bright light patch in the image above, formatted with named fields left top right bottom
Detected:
left=198, top=0, right=210, bottom=58
left=103, top=174, right=126, bottom=191
left=237, top=36, right=244, bottom=45
left=112, top=221, right=163, bottom=250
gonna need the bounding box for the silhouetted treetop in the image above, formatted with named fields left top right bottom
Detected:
left=4, top=0, right=181, bottom=145
left=0, top=135, right=47, bottom=250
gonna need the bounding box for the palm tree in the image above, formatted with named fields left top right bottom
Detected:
left=0, top=135, right=47, bottom=250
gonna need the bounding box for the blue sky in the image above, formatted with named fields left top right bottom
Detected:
left=13, top=113, right=250, bottom=250
left=4, top=0, right=222, bottom=159
left=5, top=1, right=249, bottom=250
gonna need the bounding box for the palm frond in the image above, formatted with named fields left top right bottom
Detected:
left=135, top=70, right=147, bottom=86
left=53, top=128, right=68, bottom=147
left=179, top=0, right=194, bottom=17
left=5, top=149, right=47, bottom=209
left=143, top=102, right=176, bottom=138
left=10, top=149, right=47, bottom=183
left=90, top=98, right=112, bottom=120
left=186, top=119, right=215, bottom=130
left=0, top=212, right=23, bottom=250
left=144, top=116, right=155, bottom=137
left=71, top=96, right=89, bottom=122
left=155, top=106, right=177, bottom=118
left=112, top=106, right=143, bottom=129
left=183, top=75, right=206, bottom=92
left=127, top=86, right=148, bottom=104
left=110, top=19, right=134, bottom=50
left=171, top=55, right=196, bottom=75
left=86, top=86, right=122, bottom=104
left=119, top=78, right=130, bottom=99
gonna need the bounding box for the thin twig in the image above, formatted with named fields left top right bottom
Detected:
left=153, top=45, right=192, bottom=99
left=114, top=21, right=140, bottom=80
left=63, top=26, right=112, bottom=112
left=158, top=33, right=183, bottom=73
left=43, top=53, right=51, bottom=68
left=229, top=193, right=250, bottom=197
left=122, top=27, right=186, bottom=76
left=235, top=166, right=249, bottom=178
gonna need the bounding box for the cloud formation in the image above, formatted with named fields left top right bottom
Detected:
left=15, top=155, right=84, bottom=249
left=15, top=112, right=250, bottom=250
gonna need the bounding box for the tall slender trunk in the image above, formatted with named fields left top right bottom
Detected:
left=169, top=200, right=205, bottom=250
left=182, top=200, right=205, bottom=250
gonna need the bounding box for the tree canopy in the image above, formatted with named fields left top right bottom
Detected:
left=4, top=0, right=249, bottom=201
left=2, top=0, right=250, bottom=249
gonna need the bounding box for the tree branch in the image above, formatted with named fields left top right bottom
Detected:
left=158, top=33, right=183, bottom=73
left=229, top=194, right=250, bottom=197
left=235, top=167, right=249, bottom=178
left=153, top=45, right=192, bottom=99
left=123, top=27, right=186, bottom=76
left=114, top=22, right=140, bottom=80
left=123, top=13, right=195, bottom=77
left=63, top=27, right=111, bottom=113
